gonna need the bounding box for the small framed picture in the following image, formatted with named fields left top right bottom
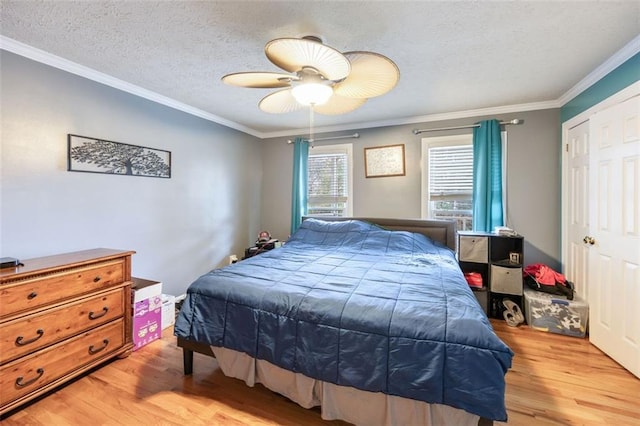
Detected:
left=364, top=144, right=406, bottom=178
left=509, top=252, right=521, bottom=264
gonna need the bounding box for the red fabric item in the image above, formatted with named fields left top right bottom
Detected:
left=523, top=263, right=566, bottom=286
left=464, top=272, right=484, bottom=288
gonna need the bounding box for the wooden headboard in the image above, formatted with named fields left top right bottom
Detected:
left=302, top=216, right=457, bottom=251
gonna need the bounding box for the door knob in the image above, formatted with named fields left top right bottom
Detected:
left=583, top=236, right=596, bottom=245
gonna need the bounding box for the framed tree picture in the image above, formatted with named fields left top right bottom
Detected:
left=67, top=134, right=171, bottom=178
left=364, top=144, right=405, bottom=178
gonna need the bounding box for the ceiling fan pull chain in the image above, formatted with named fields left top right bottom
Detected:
left=309, top=106, right=315, bottom=148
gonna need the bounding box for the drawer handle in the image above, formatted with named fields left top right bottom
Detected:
left=93, top=276, right=102, bottom=283
left=88, top=339, right=109, bottom=355
left=15, top=368, right=45, bottom=388
left=88, top=307, right=109, bottom=320
left=15, top=329, right=45, bottom=346
left=27, top=291, right=38, bottom=300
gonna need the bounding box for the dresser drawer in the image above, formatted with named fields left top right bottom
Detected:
left=0, top=319, right=124, bottom=407
left=490, top=265, right=523, bottom=295
left=0, top=260, right=125, bottom=319
left=459, top=236, right=489, bottom=263
left=0, top=288, right=125, bottom=364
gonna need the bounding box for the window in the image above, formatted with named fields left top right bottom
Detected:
left=307, top=144, right=353, bottom=217
left=422, top=135, right=473, bottom=230
left=422, top=133, right=507, bottom=231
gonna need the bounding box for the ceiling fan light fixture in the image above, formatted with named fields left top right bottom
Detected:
left=291, top=82, right=333, bottom=106
left=224, top=36, right=399, bottom=115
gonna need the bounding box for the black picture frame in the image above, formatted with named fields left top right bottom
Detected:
left=67, top=134, right=171, bottom=178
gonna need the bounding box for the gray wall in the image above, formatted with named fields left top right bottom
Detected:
left=0, top=51, right=263, bottom=296
left=1, top=49, right=563, bottom=293
left=261, top=109, right=561, bottom=269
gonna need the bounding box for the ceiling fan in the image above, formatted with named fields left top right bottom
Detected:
left=222, top=36, right=400, bottom=115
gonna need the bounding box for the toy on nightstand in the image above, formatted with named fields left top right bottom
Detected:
left=244, top=231, right=280, bottom=259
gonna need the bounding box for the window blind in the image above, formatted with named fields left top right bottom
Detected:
left=308, top=151, right=348, bottom=216
left=428, top=145, right=473, bottom=199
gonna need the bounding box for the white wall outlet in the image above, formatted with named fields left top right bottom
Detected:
left=229, top=254, right=238, bottom=264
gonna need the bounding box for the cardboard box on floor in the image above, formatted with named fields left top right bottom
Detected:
left=132, top=277, right=162, bottom=350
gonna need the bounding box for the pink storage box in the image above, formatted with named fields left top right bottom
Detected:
left=132, top=277, right=163, bottom=351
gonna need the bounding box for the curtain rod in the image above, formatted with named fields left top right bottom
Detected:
left=412, top=119, right=524, bottom=135
left=287, top=133, right=360, bottom=144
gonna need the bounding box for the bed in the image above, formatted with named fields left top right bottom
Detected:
left=174, top=217, right=513, bottom=425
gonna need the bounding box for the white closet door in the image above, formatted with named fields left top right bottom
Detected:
left=588, top=94, right=640, bottom=378
left=566, top=121, right=591, bottom=299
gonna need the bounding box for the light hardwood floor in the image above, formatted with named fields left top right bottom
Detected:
left=2, top=321, right=639, bottom=425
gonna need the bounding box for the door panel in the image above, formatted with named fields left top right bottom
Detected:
left=589, top=94, right=640, bottom=378
left=566, top=121, right=590, bottom=298
left=622, top=157, right=639, bottom=236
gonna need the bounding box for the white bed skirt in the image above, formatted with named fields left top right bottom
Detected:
left=211, top=347, right=479, bottom=426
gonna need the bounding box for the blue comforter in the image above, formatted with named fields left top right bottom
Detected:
left=175, top=219, right=513, bottom=420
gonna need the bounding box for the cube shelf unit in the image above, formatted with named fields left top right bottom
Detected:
left=457, top=231, right=524, bottom=319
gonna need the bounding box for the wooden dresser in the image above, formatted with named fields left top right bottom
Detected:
left=0, top=248, right=135, bottom=415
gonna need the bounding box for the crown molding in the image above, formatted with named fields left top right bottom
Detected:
left=0, top=35, right=262, bottom=138
left=557, top=34, right=640, bottom=106
left=2, top=34, right=637, bottom=140
left=260, top=100, right=561, bottom=139
left=270, top=36, right=640, bottom=139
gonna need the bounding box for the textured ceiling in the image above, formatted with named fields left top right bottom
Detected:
left=1, top=1, right=639, bottom=138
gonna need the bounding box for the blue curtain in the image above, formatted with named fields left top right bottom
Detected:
left=290, top=137, right=309, bottom=235
left=472, top=119, right=504, bottom=232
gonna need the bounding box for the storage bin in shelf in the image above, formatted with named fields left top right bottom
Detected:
left=458, top=235, right=488, bottom=263
left=523, top=288, right=589, bottom=338
left=490, top=264, right=523, bottom=295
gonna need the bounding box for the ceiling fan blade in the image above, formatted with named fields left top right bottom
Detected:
left=222, top=72, right=293, bottom=88
left=333, top=51, right=400, bottom=99
left=265, top=38, right=351, bottom=81
left=312, top=94, right=367, bottom=115
left=259, top=89, right=305, bottom=114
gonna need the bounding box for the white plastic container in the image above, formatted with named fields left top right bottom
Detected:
left=161, top=294, right=176, bottom=330
left=524, top=288, right=588, bottom=337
